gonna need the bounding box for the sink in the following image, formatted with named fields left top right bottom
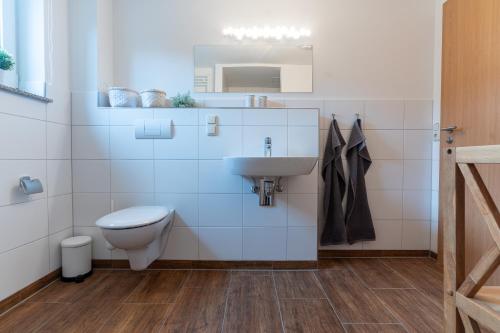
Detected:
left=223, top=156, right=318, bottom=177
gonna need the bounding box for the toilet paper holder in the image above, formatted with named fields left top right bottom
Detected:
left=19, top=176, right=44, bottom=195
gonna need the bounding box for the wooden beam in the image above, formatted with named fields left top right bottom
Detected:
left=456, top=145, right=500, bottom=164
left=457, top=163, right=500, bottom=249
left=443, top=148, right=466, bottom=333
left=456, top=293, right=500, bottom=332
left=457, top=246, right=500, bottom=297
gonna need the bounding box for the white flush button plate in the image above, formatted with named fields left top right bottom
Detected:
left=135, top=119, right=172, bottom=139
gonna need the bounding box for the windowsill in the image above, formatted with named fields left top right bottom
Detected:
left=0, top=83, right=53, bottom=103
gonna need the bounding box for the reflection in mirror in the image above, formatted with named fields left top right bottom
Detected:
left=194, top=45, right=312, bottom=93
left=0, top=0, right=46, bottom=97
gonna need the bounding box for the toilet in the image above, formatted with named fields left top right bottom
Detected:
left=96, top=206, right=174, bottom=270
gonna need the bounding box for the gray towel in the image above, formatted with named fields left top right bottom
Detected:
left=320, top=119, right=347, bottom=245
left=345, top=119, right=375, bottom=244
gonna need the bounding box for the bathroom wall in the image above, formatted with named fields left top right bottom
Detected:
left=0, top=0, right=71, bottom=301
left=71, top=105, right=319, bottom=261
left=70, top=0, right=437, bottom=258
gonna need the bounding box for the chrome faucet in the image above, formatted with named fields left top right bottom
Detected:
left=264, top=137, right=272, bottom=157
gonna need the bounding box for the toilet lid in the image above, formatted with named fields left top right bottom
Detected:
left=96, top=206, right=170, bottom=230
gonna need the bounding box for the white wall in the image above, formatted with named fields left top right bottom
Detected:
left=0, top=0, right=71, bottom=302
left=111, top=0, right=435, bottom=99
left=71, top=104, right=319, bottom=261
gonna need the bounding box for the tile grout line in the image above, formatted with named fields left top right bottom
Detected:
left=312, top=270, right=348, bottom=333
left=271, top=271, right=286, bottom=333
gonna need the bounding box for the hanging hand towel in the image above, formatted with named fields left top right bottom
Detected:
left=345, top=118, right=375, bottom=244
left=320, top=119, right=347, bottom=245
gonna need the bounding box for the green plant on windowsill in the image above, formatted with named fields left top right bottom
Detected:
left=0, top=49, right=15, bottom=71
left=171, top=91, right=196, bottom=108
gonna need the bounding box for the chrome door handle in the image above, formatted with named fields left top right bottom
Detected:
left=441, top=126, right=458, bottom=133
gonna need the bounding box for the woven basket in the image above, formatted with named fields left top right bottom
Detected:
left=108, top=87, right=140, bottom=107
left=140, top=89, right=167, bottom=108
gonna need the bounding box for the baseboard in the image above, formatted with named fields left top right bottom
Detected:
left=318, top=249, right=432, bottom=258
left=0, top=268, right=61, bottom=316
left=429, top=251, right=438, bottom=259
left=92, top=259, right=318, bottom=270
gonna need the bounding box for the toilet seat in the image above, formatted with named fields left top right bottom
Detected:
left=96, top=206, right=170, bottom=230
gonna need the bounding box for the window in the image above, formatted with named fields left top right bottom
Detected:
left=0, top=0, right=46, bottom=97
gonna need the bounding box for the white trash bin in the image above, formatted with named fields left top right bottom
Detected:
left=61, top=236, right=92, bottom=282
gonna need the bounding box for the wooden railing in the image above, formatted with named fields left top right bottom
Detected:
left=443, top=145, right=500, bottom=332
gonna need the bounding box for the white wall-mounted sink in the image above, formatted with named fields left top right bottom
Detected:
left=223, top=156, right=318, bottom=177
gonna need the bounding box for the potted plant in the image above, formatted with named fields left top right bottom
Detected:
left=0, top=49, right=15, bottom=71
left=171, top=91, right=196, bottom=108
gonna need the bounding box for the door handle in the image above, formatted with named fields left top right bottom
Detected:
left=441, top=126, right=458, bottom=133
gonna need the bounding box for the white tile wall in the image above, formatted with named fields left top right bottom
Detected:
left=72, top=107, right=320, bottom=261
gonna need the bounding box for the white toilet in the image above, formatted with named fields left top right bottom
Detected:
left=96, top=206, right=174, bottom=270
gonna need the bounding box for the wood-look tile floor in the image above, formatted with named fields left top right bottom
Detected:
left=0, top=258, right=444, bottom=333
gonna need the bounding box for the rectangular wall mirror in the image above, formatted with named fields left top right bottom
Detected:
left=194, top=45, right=313, bottom=93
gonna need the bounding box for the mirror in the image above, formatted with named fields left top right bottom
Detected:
left=194, top=45, right=312, bottom=93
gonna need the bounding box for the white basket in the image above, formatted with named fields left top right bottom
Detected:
left=108, top=87, right=140, bottom=107
left=140, top=89, right=167, bottom=108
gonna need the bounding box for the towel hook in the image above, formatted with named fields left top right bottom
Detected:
left=355, top=113, right=360, bottom=120
left=331, top=113, right=336, bottom=120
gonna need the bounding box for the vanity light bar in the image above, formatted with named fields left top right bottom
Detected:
left=222, top=26, right=311, bottom=40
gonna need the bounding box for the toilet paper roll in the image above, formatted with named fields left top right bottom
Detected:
left=19, top=176, right=44, bottom=195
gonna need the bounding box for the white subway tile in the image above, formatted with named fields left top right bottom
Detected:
left=154, top=126, right=198, bottom=159
left=288, top=109, right=319, bottom=127
left=198, top=108, right=242, bottom=125
left=284, top=99, right=323, bottom=110
left=0, top=114, right=46, bottom=159
left=72, top=160, right=110, bottom=193
left=287, top=227, right=317, bottom=260
left=243, top=227, right=286, bottom=260
left=287, top=162, right=319, bottom=194
left=47, top=123, right=71, bottom=159
left=110, top=126, right=154, bottom=159
left=367, top=190, right=403, bottom=220
left=404, top=100, right=433, bottom=130
left=242, top=126, right=287, bottom=156
left=364, top=101, right=404, bottom=129
left=403, top=190, right=431, bottom=220
left=243, top=193, right=286, bottom=227
left=404, top=130, right=433, bottom=160
left=202, top=99, right=244, bottom=108
left=48, top=194, right=73, bottom=234
left=47, top=160, right=72, bottom=196
left=199, top=194, right=242, bottom=227
left=0, top=237, right=49, bottom=300
left=49, top=228, right=73, bottom=271
left=199, top=160, right=242, bottom=193
left=109, top=108, right=153, bottom=125
left=161, top=227, right=199, bottom=260
left=72, top=92, right=108, bottom=125
left=364, top=130, right=404, bottom=160
left=111, top=160, right=154, bottom=193
left=402, top=220, right=430, bottom=250
left=363, top=220, right=402, bottom=250
left=155, top=160, right=198, bottom=193
left=47, top=89, right=71, bottom=125
left=199, top=227, right=242, bottom=260
left=0, top=90, right=46, bottom=120
left=288, top=194, right=318, bottom=227
left=73, top=193, right=110, bottom=227
left=403, top=160, right=432, bottom=190
left=155, top=193, right=198, bottom=227
left=72, top=126, right=110, bottom=159
left=366, top=160, right=403, bottom=190
left=0, top=160, right=46, bottom=206
left=322, top=100, right=364, bottom=130
left=288, top=127, right=319, bottom=157
left=110, top=193, right=155, bottom=211
left=155, top=108, right=198, bottom=125
left=243, top=108, right=287, bottom=126
left=0, top=200, right=48, bottom=253
left=198, top=126, right=242, bottom=159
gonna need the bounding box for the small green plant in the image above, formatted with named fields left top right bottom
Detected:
left=171, top=91, right=196, bottom=108
left=0, top=49, right=15, bottom=71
